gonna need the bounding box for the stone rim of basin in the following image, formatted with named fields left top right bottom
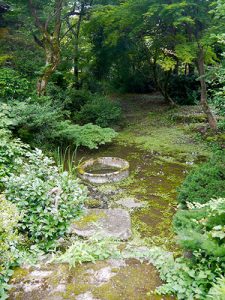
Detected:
left=78, top=157, right=129, bottom=184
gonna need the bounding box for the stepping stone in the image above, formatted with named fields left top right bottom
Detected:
left=9, top=259, right=170, bottom=300
left=117, top=197, right=145, bottom=209
left=69, top=208, right=132, bottom=240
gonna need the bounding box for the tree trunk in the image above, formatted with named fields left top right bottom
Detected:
left=73, top=3, right=84, bottom=90
left=153, top=60, right=175, bottom=106
left=37, top=37, right=60, bottom=96
left=197, top=46, right=217, bottom=131
left=29, top=0, right=63, bottom=96
left=73, top=31, right=80, bottom=89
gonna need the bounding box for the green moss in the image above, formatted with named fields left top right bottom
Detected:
left=84, top=198, right=102, bottom=208
left=62, top=283, right=89, bottom=298
left=92, top=259, right=173, bottom=300
left=117, top=105, right=210, bottom=160
left=74, top=211, right=106, bottom=229
left=11, top=267, right=30, bottom=282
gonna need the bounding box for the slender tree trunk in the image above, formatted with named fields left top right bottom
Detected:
left=197, top=46, right=217, bottom=131
left=73, top=3, right=84, bottom=90
left=153, top=59, right=175, bottom=106
left=37, top=37, right=60, bottom=96
left=74, top=41, right=79, bottom=89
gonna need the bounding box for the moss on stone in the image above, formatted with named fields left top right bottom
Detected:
left=84, top=198, right=102, bottom=208
left=11, top=267, right=30, bottom=282
left=73, top=211, right=106, bottom=229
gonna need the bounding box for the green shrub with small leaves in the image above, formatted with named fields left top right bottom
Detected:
left=75, top=95, right=122, bottom=127
left=207, top=276, right=225, bottom=300
left=0, top=137, right=27, bottom=191
left=174, top=198, right=225, bottom=258
left=6, top=98, right=117, bottom=149
left=56, top=121, right=117, bottom=149
left=4, top=149, right=87, bottom=250
left=177, top=150, right=225, bottom=207
left=0, top=196, right=21, bottom=300
left=0, top=68, right=30, bottom=101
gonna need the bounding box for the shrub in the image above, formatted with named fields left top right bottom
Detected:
left=170, top=198, right=225, bottom=299
left=7, top=97, right=117, bottom=149
left=63, top=89, right=91, bottom=117
left=0, top=196, right=21, bottom=300
left=177, top=150, right=225, bottom=207
left=174, top=198, right=225, bottom=258
left=0, top=68, right=30, bottom=101
left=4, top=149, right=87, bottom=250
left=0, top=196, right=21, bottom=266
left=149, top=248, right=222, bottom=300
left=168, top=74, right=200, bottom=105
left=10, top=98, right=65, bottom=144
left=75, top=95, right=122, bottom=127
left=0, top=137, right=27, bottom=191
left=207, top=276, right=225, bottom=300
left=56, top=122, right=117, bottom=149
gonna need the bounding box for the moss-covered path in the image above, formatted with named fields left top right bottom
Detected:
left=10, top=93, right=210, bottom=300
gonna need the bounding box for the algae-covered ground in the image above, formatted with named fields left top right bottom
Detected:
left=79, top=93, right=210, bottom=249
left=10, top=93, right=211, bottom=300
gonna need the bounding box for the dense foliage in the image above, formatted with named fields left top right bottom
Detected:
left=0, top=196, right=20, bottom=299
left=0, top=68, right=30, bottom=101
left=174, top=198, right=225, bottom=258
left=160, top=150, right=225, bottom=299
left=75, top=95, right=122, bottom=127
left=0, top=136, right=27, bottom=190
left=177, top=151, right=225, bottom=207
left=4, top=148, right=87, bottom=250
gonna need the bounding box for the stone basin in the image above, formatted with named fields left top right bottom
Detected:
left=78, top=157, right=129, bottom=184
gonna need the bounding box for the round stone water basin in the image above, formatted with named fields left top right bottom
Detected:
left=78, top=157, right=129, bottom=184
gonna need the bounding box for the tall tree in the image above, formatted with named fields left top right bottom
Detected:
left=64, top=0, right=93, bottom=89
left=184, top=0, right=218, bottom=130
left=28, top=0, right=63, bottom=96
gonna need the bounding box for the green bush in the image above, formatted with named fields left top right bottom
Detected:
left=4, top=149, right=87, bottom=250
left=56, top=122, right=117, bottom=149
left=63, top=89, right=91, bottom=117
left=174, top=198, right=225, bottom=258
left=207, top=276, right=225, bottom=300
left=0, top=196, right=21, bottom=300
left=168, top=75, right=200, bottom=105
left=10, top=98, right=64, bottom=144
left=148, top=248, right=222, bottom=300
left=0, top=137, right=27, bottom=191
left=75, top=95, right=122, bottom=127
left=177, top=150, right=225, bottom=207
left=0, top=68, right=30, bottom=101
left=170, top=198, right=225, bottom=299
left=6, top=98, right=117, bottom=149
